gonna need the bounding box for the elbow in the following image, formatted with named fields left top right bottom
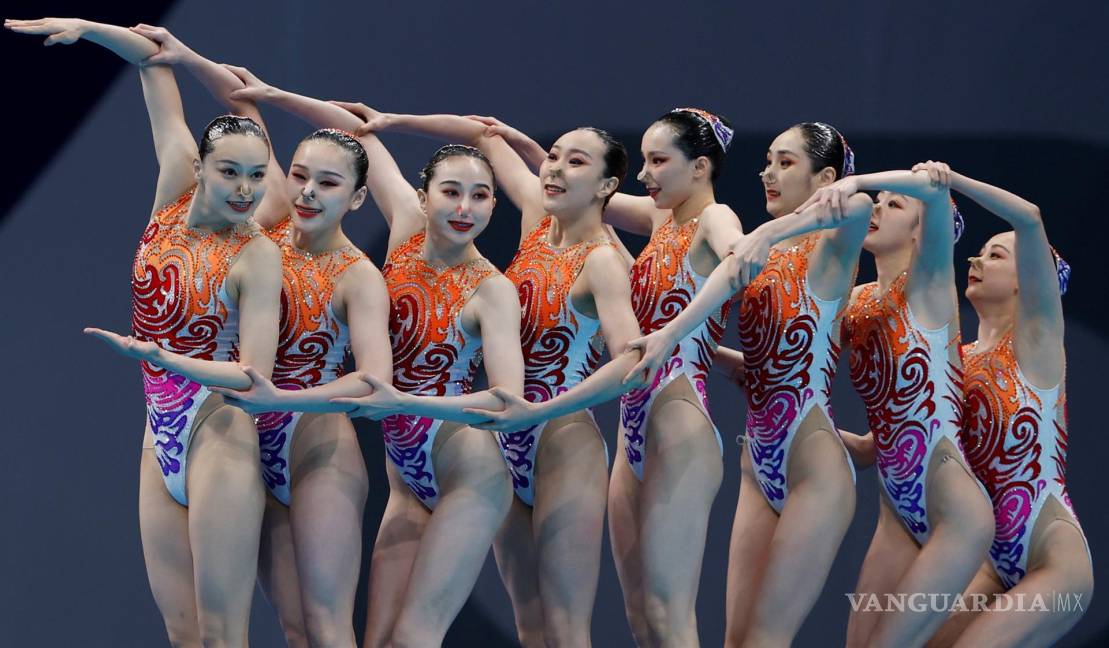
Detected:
left=846, top=193, right=875, bottom=220
left=1023, top=203, right=1043, bottom=226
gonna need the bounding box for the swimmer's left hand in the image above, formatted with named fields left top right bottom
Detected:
left=84, top=327, right=159, bottom=362
left=209, top=366, right=281, bottom=415
left=464, top=387, right=540, bottom=432
left=329, top=372, right=405, bottom=420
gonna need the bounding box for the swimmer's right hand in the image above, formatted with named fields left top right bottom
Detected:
left=328, top=102, right=390, bottom=135
left=224, top=64, right=276, bottom=103
left=622, top=329, right=678, bottom=388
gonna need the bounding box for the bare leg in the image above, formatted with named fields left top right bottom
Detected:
left=845, top=490, right=919, bottom=648
left=608, top=435, right=650, bottom=645
left=390, top=425, right=513, bottom=647
left=952, top=518, right=1093, bottom=647
left=288, top=413, right=369, bottom=648
left=639, top=392, right=724, bottom=648
left=724, top=445, right=778, bottom=648
left=531, top=419, right=608, bottom=647
left=185, top=405, right=267, bottom=648
left=743, top=410, right=856, bottom=647
left=868, top=449, right=994, bottom=647
left=493, top=498, right=545, bottom=648
left=362, top=460, right=430, bottom=648
left=257, top=493, right=308, bottom=648
left=139, top=446, right=202, bottom=648
left=926, top=563, right=1003, bottom=648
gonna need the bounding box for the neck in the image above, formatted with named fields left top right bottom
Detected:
left=184, top=188, right=233, bottom=231
left=672, top=186, right=716, bottom=224
left=423, top=228, right=480, bottom=267
left=874, top=244, right=913, bottom=292
left=973, top=300, right=1016, bottom=350
left=292, top=222, right=348, bottom=255
left=548, top=205, right=606, bottom=247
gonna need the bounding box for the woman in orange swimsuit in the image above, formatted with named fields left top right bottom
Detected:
left=8, top=17, right=283, bottom=646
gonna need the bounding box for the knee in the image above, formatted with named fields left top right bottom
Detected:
left=303, top=606, right=352, bottom=648
left=643, top=591, right=692, bottom=643
left=542, top=615, right=590, bottom=648
left=281, top=625, right=310, bottom=648
left=164, top=623, right=201, bottom=648
left=196, top=615, right=235, bottom=646
left=390, top=611, right=441, bottom=648
left=514, top=626, right=546, bottom=648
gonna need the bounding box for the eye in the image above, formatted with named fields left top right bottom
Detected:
left=779, top=160, right=792, bottom=168
left=888, top=200, right=901, bottom=209
left=444, top=188, right=460, bottom=197
left=321, top=180, right=339, bottom=187
left=291, top=172, right=307, bottom=181
left=989, top=252, right=1001, bottom=259
left=251, top=171, right=266, bottom=180
left=221, top=168, right=237, bottom=177
left=569, top=157, right=584, bottom=166
left=472, top=191, right=489, bottom=200
left=652, top=157, right=665, bottom=165
left=547, top=152, right=557, bottom=161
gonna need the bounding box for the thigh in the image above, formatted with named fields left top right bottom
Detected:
left=492, top=497, right=544, bottom=645
left=257, top=493, right=306, bottom=645
left=185, top=406, right=266, bottom=630
left=607, top=434, right=648, bottom=637
left=725, top=443, right=777, bottom=645
left=139, top=447, right=201, bottom=645
left=363, top=459, right=430, bottom=648
left=531, top=420, right=608, bottom=615
left=288, top=413, right=368, bottom=612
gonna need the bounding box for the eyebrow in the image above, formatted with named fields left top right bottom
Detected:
left=991, top=243, right=1011, bottom=254
left=438, top=180, right=493, bottom=191
left=768, top=148, right=798, bottom=157
left=551, top=145, right=593, bottom=159
left=216, top=159, right=267, bottom=169
left=290, top=164, right=346, bottom=179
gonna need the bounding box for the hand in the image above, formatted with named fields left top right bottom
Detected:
left=209, top=366, right=283, bottom=415
left=911, top=160, right=952, bottom=188
left=840, top=430, right=876, bottom=470
left=329, top=372, right=405, bottom=420
left=621, top=329, right=678, bottom=387
left=223, top=64, right=275, bottom=102
left=129, top=23, right=189, bottom=66
left=5, top=17, right=87, bottom=46
left=466, top=114, right=524, bottom=142
left=84, top=327, right=159, bottom=361
left=328, top=101, right=389, bottom=135
left=793, top=177, right=859, bottom=226
left=728, top=231, right=772, bottom=287
left=463, top=387, right=541, bottom=432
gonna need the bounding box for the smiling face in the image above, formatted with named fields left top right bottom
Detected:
left=761, top=127, right=836, bottom=217
left=419, top=155, right=496, bottom=245
left=636, top=121, right=706, bottom=210
left=194, top=134, right=270, bottom=224
left=286, top=139, right=367, bottom=235
left=863, top=191, right=923, bottom=255
left=539, top=128, right=618, bottom=215
left=966, top=231, right=1019, bottom=306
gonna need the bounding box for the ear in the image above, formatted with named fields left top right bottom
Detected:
left=193, top=157, right=202, bottom=181
left=816, top=165, right=838, bottom=187
left=597, top=176, right=620, bottom=203
left=692, top=155, right=711, bottom=180
left=416, top=188, right=429, bottom=214
left=349, top=185, right=369, bottom=211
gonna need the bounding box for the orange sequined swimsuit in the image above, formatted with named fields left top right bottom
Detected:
left=381, top=231, right=499, bottom=509
left=497, top=217, right=611, bottom=505
left=960, top=332, right=1087, bottom=588
left=254, top=218, right=368, bottom=505
left=132, top=188, right=261, bottom=505
left=843, top=274, right=974, bottom=544
left=739, top=234, right=854, bottom=513
left=619, top=215, right=727, bottom=480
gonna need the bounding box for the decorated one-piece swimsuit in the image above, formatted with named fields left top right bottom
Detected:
left=843, top=273, right=979, bottom=544
left=739, top=233, right=855, bottom=512
left=254, top=218, right=367, bottom=505
left=497, top=217, right=612, bottom=505
left=133, top=188, right=261, bottom=505
left=961, top=332, right=1089, bottom=588
left=619, top=215, right=727, bottom=481
left=381, top=231, right=499, bottom=509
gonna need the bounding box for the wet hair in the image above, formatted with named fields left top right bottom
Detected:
left=790, top=122, right=855, bottom=180
left=654, top=109, right=734, bottom=182
left=575, top=126, right=628, bottom=208
left=419, top=144, right=496, bottom=192
left=300, top=128, right=369, bottom=188
left=199, top=115, right=269, bottom=161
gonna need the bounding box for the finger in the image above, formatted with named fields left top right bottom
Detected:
left=330, top=397, right=358, bottom=406
left=623, top=337, right=646, bottom=353
left=43, top=31, right=72, bottom=45
left=623, top=358, right=650, bottom=386
left=142, top=52, right=169, bottom=66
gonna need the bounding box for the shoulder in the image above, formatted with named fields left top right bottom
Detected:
left=582, top=244, right=628, bottom=276
left=241, top=232, right=281, bottom=265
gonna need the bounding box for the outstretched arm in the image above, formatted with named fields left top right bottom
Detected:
left=464, top=247, right=645, bottom=430
left=7, top=18, right=198, bottom=212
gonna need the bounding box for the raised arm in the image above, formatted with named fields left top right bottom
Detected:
left=7, top=18, right=199, bottom=212
left=948, top=169, right=1064, bottom=383
left=465, top=115, right=548, bottom=172
left=368, top=112, right=546, bottom=232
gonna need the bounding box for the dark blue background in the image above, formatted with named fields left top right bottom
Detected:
left=2, top=1, right=1105, bottom=645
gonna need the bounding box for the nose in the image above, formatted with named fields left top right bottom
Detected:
left=968, top=256, right=982, bottom=269
left=301, top=183, right=316, bottom=200
left=239, top=179, right=254, bottom=197
left=456, top=201, right=471, bottom=218
left=761, top=168, right=775, bottom=184
left=636, top=164, right=647, bottom=183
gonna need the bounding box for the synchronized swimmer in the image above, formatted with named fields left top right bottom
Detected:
left=5, top=15, right=1094, bottom=648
